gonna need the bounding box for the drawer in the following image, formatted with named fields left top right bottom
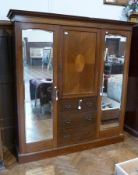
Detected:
left=59, top=111, right=96, bottom=129
left=58, top=124, right=96, bottom=146
left=102, top=109, right=120, bottom=122
left=60, top=97, right=97, bottom=112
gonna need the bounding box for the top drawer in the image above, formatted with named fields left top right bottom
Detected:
left=59, top=96, right=97, bottom=112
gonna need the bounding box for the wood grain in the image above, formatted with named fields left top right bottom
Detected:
left=6, top=10, right=133, bottom=163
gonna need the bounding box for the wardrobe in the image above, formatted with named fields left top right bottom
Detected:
left=125, top=24, right=138, bottom=137
left=7, top=9, right=134, bottom=162
left=0, top=21, right=15, bottom=166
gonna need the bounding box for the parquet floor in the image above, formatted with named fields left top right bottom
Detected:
left=24, top=65, right=53, bottom=143
left=1, top=132, right=138, bottom=175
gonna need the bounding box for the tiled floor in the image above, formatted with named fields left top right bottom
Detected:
left=1, top=132, right=138, bottom=175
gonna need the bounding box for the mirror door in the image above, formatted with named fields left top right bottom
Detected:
left=22, top=29, right=54, bottom=144
left=16, top=23, right=58, bottom=153
left=100, top=31, right=128, bottom=131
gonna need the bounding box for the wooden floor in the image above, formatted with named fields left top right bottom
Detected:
left=24, top=65, right=53, bottom=82
left=25, top=101, right=53, bottom=143
left=1, top=132, right=138, bottom=175
left=24, top=65, right=53, bottom=143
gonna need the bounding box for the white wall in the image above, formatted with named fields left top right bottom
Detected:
left=51, top=0, right=125, bottom=20
left=0, top=0, right=125, bottom=21
left=22, top=30, right=53, bottom=42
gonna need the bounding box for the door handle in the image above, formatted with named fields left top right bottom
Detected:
left=78, top=99, right=82, bottom=110
left=54, top=86, right=58, bottom=101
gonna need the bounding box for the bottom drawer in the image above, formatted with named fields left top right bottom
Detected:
left=58, top=124, right=96, bottom=146
left=102, top=109, right=120, bottom=122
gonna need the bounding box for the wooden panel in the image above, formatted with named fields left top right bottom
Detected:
left=17, top=134, right=124, bottom=163
left=0, top=25, right=16, bottom=150
left=125, top=26, right=138, bottom=137
left=100, top=127, right=120, bottom=138
left=58, top=124, right=96, bottom=146
left=0, top=29, right=13, bottom=79
left=102, top=109, right=120, bottom=122
left=62, top=29, right=98, bottom=96
left=0, top=86, right=3, bottom=118
left=59, top=111, right=96, bottom=129
left=1, top=127, right=15, bottom=148
left=0, top=82, right=15, bottom=148
left=60, top=97, right=97, bottom=112
left=58, top=96, right=97, bottom=146
left=7, top=9, right=134, bottom=30
left=0, top=83, right=15, bottom=117
left=0, top=130, right=3, bottom=169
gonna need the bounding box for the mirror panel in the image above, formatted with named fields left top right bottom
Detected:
left=22, top=29, right=53, bottom=143
left=100, top=33, right=126, bottom=130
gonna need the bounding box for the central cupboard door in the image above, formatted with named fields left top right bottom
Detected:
left=58, top=27, right=101, bottom=146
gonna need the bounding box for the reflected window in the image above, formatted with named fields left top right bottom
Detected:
left=22, top=29, right=53, bottom=143
left=101, top=34, right=126, bottom=129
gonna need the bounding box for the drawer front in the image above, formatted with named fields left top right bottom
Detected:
left=60, top=97, right=97, bottom=112
left=59, top=112, right=96, bottom=129
left=102, top=109, right=120, bottom=122
left=58, top=124, right=96, bottom=146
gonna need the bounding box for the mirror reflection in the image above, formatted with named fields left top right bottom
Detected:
left=22, top=29, right=53, bottom=143
left=101, top=34, right=126, bottom=129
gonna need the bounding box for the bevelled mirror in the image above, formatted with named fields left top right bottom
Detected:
left=22, top=29, right=53, bottom=143
left=100, top=33, right=127, bottom=130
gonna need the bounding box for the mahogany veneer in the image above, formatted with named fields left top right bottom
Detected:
left=125, top=24, right=138, bottom=137
left=7, top=9, right=134, bottom=163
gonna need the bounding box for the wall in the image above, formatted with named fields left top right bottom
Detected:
left=52, top=0, right=125, bottom=20
left=0, top=0, right=125, bottom=21
left=23, top=30, right=53, bottom=42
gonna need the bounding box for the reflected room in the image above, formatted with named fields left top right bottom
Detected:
left=101, top=34, right=126, bottom=129
left=22, top=29, right=53, bottom=143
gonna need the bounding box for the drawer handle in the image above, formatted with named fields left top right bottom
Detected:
left=64, top=121, right=72, bottom=125
left=78, top=99, right=83, bottom=110
left=54, top=86, right=59, bottom=101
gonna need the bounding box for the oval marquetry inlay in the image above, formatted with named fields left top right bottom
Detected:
left=75, top=54, right=85, bottom=72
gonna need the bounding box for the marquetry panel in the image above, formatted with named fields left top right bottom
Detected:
left=61, top=29, right=99, bottom=97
